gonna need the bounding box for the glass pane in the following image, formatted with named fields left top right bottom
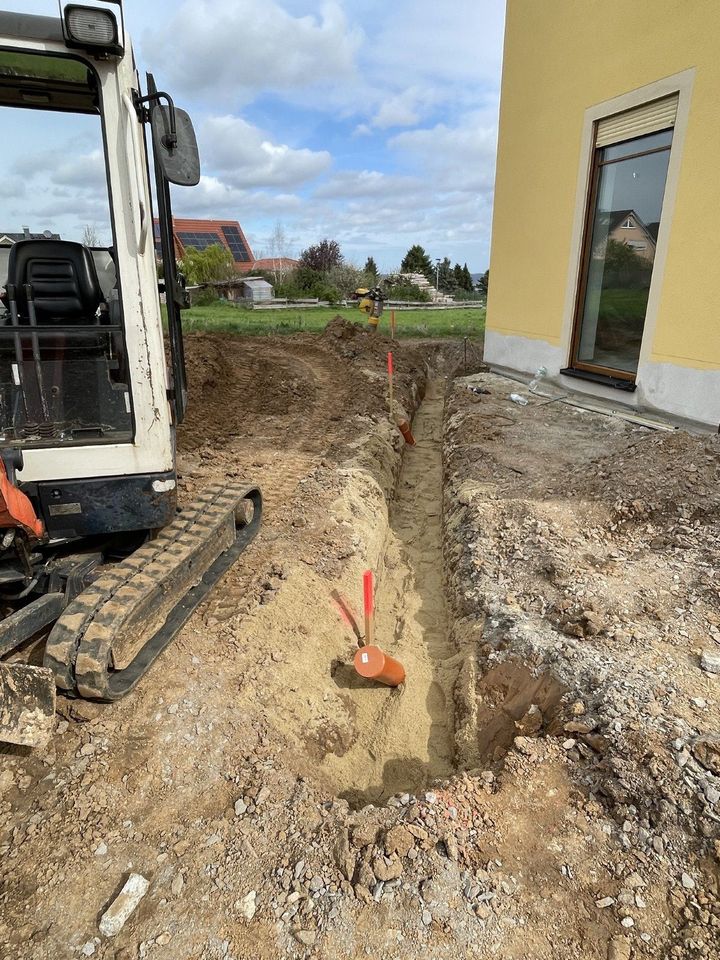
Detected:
left=0, top=329, right=132, bottom=446
left=576, top=138, right=672, bottom=374
left=0, top=51, right=90, bottom=85
left=0, top=49, right=132, bottom=445
left=602, top=128, right=673, bottom=162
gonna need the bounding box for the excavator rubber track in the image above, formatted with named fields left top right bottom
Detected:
left=43, top=483, right=262, bottom=701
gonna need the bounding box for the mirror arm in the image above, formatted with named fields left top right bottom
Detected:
left=132, top=89, right=178, bottom=150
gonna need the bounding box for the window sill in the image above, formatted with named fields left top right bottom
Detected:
left=560, top=367, right=637, bottom=392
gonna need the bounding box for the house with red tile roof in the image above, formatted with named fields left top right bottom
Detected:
left=153, top=218, right=299, bottom=275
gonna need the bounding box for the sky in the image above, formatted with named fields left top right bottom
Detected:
left=1, top=0, right=506, bottom=272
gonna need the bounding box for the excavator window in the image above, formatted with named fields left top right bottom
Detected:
left=0, top=48, right=132, bottom=447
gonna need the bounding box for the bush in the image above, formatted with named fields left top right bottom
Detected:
left=384, top=280, right=431, bottom=302
left=190, top=286, right=221, bottom=307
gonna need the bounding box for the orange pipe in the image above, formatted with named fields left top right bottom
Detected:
left=397, top=419, right=415, bottom=445
left=354, top=645, right=406, bottom=687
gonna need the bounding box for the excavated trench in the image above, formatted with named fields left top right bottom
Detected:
left=325, top=381, right=460, bottom=806
left=319, top=375, right=567, bottom=807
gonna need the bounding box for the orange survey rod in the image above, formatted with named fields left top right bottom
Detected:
left=363, top=569, right=374, bottom=646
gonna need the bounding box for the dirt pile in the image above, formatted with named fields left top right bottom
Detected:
left=444, top=372, right=720, bottom=957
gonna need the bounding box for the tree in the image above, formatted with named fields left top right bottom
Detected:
left=453, top=262, right=464, bottom=289
left=82, top=224, right=100, bottom=246
left=437, top=256, right=454, bottom=292
left=364, top=256, right=378, bottom=279
left=327, top=263, right=369, bottom=298
left=269, top=221, right=292, bottom=285
left=476, top=270, right=489, bottom=296
left=299, top=238, right=343, bottom=272
left=462, top=263, right=473, bottom=292
left=383, top=275, right=431, bottom=302
left=179, top=244, right=235, bottom=286
left=400, top=244, right=434, bottom=282
left=603, top=240, right=652, bottom=288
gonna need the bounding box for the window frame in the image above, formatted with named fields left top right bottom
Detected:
left=0, top=44, right=136, bottom=447
left=567, top=125, right=674, bottom=383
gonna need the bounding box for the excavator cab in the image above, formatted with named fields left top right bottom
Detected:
left=0, top=4, right=261, bottom=747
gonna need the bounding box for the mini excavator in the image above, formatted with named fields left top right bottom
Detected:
left=0, top=3, right=261, bottom=747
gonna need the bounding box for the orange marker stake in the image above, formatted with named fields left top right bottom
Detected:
left=390, top=309, right=396, bottom=340
left=363, top=570, right=374, bottom=647
left=387, top=351, right=394, bottom=420
left=354, top=645, right=406, bottom=687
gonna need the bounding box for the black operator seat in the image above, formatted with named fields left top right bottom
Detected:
left=7, top=239, right=103, bottom=324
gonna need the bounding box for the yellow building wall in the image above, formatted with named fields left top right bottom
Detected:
left=487, top=0, right=720, bottom=370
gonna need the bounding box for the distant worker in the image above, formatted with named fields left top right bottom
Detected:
left=353, top=286, right=386, bottom=331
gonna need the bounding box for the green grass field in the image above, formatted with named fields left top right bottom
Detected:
left=178, top=301, right=486, bottom=338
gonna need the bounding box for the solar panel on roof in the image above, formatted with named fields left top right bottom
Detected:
left=221, top=225, right=250, bottom=262
left=177, top=231, right=224, bottom=251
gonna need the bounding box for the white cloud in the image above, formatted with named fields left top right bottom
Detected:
left=52, top=149, right=107, bottom=191
left=201, top=116, right=331, bottom=188
left=171, top=175, right=303, bottom=221
left=371, top=89, right=423, bottom=129
left=142, top=0, right=363, bottom=106
left=314, top=170, right=422, bottom=200
left=390, top=111, right=499, bottom=193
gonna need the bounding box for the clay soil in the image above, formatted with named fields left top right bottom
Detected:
left=0, top=322, right=718, bottom=960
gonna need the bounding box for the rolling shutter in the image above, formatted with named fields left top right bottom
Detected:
left=596, top=94, right=678, bottom=148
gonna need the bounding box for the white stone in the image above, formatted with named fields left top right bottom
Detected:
left=99, top=874, right=150, bottom=937
left=681, top=872, right=695, bottom=889
left=237, top=891, right=257, bottom=920
left=700, top=651, right=720, bottom=674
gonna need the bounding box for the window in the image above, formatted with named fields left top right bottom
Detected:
left=0, top=49, right=132, bottom=447
left=569, top=96, right=677, bottom=380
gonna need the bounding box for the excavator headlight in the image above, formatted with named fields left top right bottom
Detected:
left=63, top=4, right=124, bottom=57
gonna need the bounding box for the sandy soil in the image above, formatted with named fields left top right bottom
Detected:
left=0, top=324, right=718, bottom=960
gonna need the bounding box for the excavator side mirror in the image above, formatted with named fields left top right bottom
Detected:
left=151, top=106, right=200, bottom=187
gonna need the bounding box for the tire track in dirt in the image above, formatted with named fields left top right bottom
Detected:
left=175, top=336, right=357, bottom=625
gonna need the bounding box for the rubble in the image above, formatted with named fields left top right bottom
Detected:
left=98, top=873, right=150, bottom=937
left=2, top=339, right=719, bottom=959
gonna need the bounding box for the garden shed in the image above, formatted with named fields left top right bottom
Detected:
left=212, top=276, right=274, bottom=303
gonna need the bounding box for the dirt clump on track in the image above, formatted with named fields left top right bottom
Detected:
left=1, top=325, right=718, bottom=960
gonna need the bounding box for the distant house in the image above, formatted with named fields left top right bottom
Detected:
left=0, top=227, right=60, bottom=246
left=237, top=256, right=299, bottom=276
left=596, top=209, right=658, bottom=262
left=0, top=227, right=60, bottom=281
left=154, top=218, right=299, bottom=275
left=154, top=218, right=254, bottom=267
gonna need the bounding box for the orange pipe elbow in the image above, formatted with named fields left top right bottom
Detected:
left=354, top=644, right=406, bottom=687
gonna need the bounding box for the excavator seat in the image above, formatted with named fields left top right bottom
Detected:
left=7, top=239, right=103, bottom=324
